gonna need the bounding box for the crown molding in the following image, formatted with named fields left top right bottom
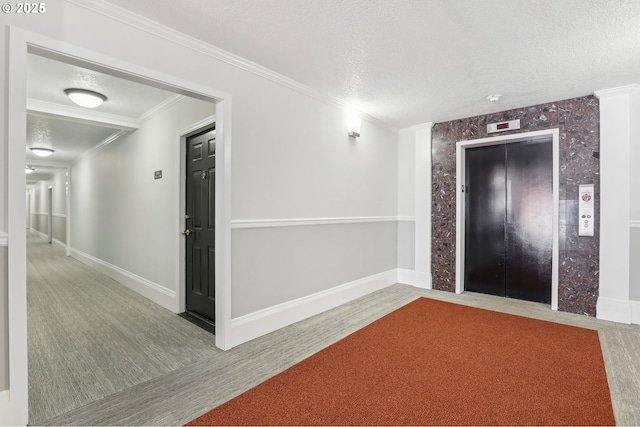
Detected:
left=72, top=130, right=129, bottom=165
left=25, top=159, right=69, bottom=168
left=66, top=0, right=398, bottom=133
left=27, top=98, right=139, bottom=131
left=137, top=94, right=185, bottom=123
left=399, top=121, right=433, bottom=134
left=594, top=84, right=639, bottom=99
left=411, top=122, right=434, bottom=130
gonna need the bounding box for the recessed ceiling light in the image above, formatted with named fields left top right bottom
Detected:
left=486, top=94, right=503, bottom=103
left=30, top=147, right=55, bottom=157
left=25, top=166, right=35, bottom=174
left=64, top=88, right=107, bottom=108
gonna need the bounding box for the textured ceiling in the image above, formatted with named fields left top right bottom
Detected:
left=103, top=0, right=640, bottom=128
left=28, top=55, right=175, bottom=118
left=26, top=54, right=176, bottom=182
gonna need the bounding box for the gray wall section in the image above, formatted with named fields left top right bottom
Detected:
left=630, top=228, right=640, bottom=301
left=0, top=247, right=8, bottom=391
left=397, top=220, right=415, bottom=270
left=231, top=221, right=398, bottom=318
left=32, top=213, right=48, bottom=236
left=29, top=214, right=66, bottom=244
left=52, top=216, right=66, bottom=244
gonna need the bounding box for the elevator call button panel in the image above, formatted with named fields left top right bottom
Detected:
left=579, top=184, right=595, bottom=237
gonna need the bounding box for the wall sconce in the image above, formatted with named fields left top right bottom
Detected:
left=348, top=115, right=362, bottom=139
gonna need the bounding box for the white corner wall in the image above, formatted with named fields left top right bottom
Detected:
left=397, top=129, right=416, bottom=271
left=595, top=84, right=640, bottom=324
left=628, top=88, right=640, bottom=322
left=397, top=123, right=432, bottom=288
left=0, top=247, right=7, bottom=393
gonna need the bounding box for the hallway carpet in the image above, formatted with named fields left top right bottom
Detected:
left=187, top=298, right=615, bottom=426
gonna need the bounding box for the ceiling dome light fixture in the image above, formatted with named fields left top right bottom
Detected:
left=64, top=88, right=107, bottom=108
left=30, top=147, right=55, bottom=157
left=25, top=166, right=35, bottom=174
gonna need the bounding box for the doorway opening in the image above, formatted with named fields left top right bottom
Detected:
left=455, top=129, right=560, bottom=310
left=8, top=27, right=233, bottom=425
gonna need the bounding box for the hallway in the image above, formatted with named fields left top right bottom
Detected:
left=27, top=232, right=219, bottom=424
left=25, top=234, right=640, bottom=426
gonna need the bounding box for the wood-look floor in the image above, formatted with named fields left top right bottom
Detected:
left=27, top=233, right=640, bottom=426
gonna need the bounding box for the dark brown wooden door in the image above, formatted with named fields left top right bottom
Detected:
left=185, top=125, right=216, bottom=328
left=464, top=139, right=553, bottom=304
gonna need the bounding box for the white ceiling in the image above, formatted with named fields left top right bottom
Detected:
left=26, top=54, right=176, bottom=183
left=24, top=1, right=640, bottom=182
left=102, top=0, right=640, bottom=128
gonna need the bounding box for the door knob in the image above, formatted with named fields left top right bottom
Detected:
left=182, top=229, right=193, bottom=236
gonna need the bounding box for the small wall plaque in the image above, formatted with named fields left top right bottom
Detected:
left=154, top=170, right=162, bottom=180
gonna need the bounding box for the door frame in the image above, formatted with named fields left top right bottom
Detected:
left=47, top=186, right=53, bottom=243
left=6, top=27, right=233, bottom=424
left=177, top=117, right=217, bottom=315
left=455, top=128, right=560, bottom=310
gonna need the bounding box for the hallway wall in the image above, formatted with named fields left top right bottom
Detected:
left=71, top=96, right=215, bottom=302
left=0, top=4, right=398, bottom=400
left=431, top=95, right=601, bottom=316
left=29, top=170, right=68, bottom=246
left=0, top=247, right=6, bottom=391
left=629, top=90, right=640, bottom=303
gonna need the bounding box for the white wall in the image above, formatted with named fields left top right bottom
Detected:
left=397, top=129, right=415, bottom=270
left=1, top=1, right=400, bottom=422
left=596, top=85, right=640, bottom=324
left=396, top=123, right=432, bottom=288
left=29, top=170, right=68, bottom=245
left=0, top=248, right=6, bottom=392
left=29, top=181, right=49, bottom=236
left=629, top=89, right=640, bottom=303
left=71, top=96, right=214, bottom=300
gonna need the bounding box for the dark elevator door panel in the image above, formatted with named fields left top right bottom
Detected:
left=505, top=141, right=553, bottom=303
left=464, top=144, right=507, bottom=297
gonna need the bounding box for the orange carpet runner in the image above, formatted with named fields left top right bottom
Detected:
left=187, top=298, right=615, bottom=426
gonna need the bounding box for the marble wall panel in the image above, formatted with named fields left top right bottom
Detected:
left=431, top=95, right=600, bottom=316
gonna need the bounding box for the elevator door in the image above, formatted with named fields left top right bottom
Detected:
left=464, top=140, right=553, bottom=304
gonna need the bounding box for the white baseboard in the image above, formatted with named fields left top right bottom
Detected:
left=596, top=297, right=632, bottom=324
left=29, top=229, right=66, bottom=251
left=52, top=237, right=66, bottom=252
left=631, top=300, right=640, bottom=325
left=228, top=269, right=397, bottom=348
left=70, top=248, right=178, bottom=313
left=0, top=390, right=26, bottom=426
left=30, top=228, right=48, bottom=240
left=397, top=268, right=431, bottom=289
